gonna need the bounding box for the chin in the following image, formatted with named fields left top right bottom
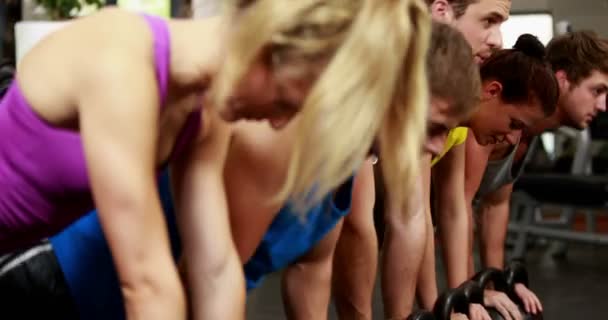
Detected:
left=568, top=119, right=587, bottom=130
left=564, top=113, right=589, bottom=130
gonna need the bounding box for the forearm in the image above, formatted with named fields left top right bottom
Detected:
left=381, top=207, right=427, bottom=319
left=100, top=203, right=187, bottom=320
left=282, top=260, right=333, bottom=320
left=478, top=201, right=510, bottom=269
left=113, top=229, right=185, bottom=320
left=437, top=204, right=469, bottom=288
left=432, top=143, right=470, bottom=289
left=185, top=250, right=245, bottom=320
left=122, top=266, right=186, bottom=320
left=333, top=219, right=377, bottom=319
left=415, top=209, right=437, bottom=310
left=466, top=201, right=476, bottom=278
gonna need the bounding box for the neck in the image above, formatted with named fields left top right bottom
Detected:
left=167, top=16, right=231, bottom=90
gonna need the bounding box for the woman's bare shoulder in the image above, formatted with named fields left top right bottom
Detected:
left=19, top=8, right=154, bottom=90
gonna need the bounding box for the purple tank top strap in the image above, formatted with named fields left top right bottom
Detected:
left=140, top=14, right=203, bottom=162
left=141, top=14, right=171, bottom=107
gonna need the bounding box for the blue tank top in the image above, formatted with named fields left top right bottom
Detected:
left=51, top=172, right=354, bottom=319
left=244, top=177, right=353, bottom=290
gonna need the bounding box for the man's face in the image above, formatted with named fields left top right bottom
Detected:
left=558, top=70, right=608, bottom=129
left=452, top=0, right=511, bottom=64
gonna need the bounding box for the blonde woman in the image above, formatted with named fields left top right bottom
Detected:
left=0, top=0, right=430, bottom=319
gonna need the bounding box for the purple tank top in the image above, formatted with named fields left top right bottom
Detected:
left=0, top=14, right=200, bottom=252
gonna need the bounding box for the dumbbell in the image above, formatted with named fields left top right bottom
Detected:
left=472, top=262, right=543, bottom=320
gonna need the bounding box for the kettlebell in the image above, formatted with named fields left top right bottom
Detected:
left=433, top=280, right=484, bottom=320
left=472, top=263, right=543, bottom=320
left=504, top=261, right=543, bottom=320
left=472, top=267, right=512, bottom=320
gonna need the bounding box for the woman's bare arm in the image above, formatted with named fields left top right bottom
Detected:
left=170, top=112, right=245, bottom=320
left=463, top=134, right=492, bottom=273
left=79, top=53, right=185, bottom=320
left=433, top=144, right=469, bottom=288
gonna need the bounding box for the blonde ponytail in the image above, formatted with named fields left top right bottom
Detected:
left=282, top=0, right=431, bottom=214
left=210, top=0, right=431, bottom=217
left=378, top=1, right=431, bottom=217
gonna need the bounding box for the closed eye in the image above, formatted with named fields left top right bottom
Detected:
left=509, top=118, right=526, bottom=130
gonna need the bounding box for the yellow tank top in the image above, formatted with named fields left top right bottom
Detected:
left=431, top=127, right=468, bottom=166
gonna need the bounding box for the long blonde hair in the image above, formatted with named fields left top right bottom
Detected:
left=211, top=0, right=431, bottom=215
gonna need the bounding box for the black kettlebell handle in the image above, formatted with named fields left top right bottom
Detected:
left=432, top=281, right=483, bottom=320
left=472, top=267, right=509, bottom=293
left=504, top=260, right=531, bottom=309
left=504, top=260, right=529, bottom=289
left=459, top=280, right=484, bottom=305
left=433, top=288, right=467, bottom=320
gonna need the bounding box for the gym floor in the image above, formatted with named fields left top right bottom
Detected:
left=246, top=242, right=608, bottom=319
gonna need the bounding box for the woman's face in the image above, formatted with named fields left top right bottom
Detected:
left=220, top=55, right=319, bottom=130
left=468, top=81, right=547, bottom=145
